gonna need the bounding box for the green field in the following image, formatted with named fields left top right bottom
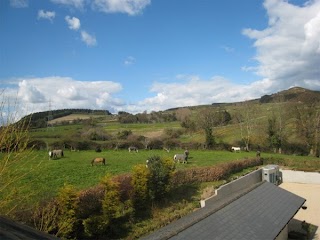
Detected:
left=4, top=148, right=320, bottom=208
left=4, top=150, right=257, bottom=204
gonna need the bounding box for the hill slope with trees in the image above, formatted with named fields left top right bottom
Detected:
left=23, top=87, right=320, bottom=157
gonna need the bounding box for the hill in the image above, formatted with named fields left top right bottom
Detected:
left=20, top=87, right=320, bottom=127
left=21, top=86, right=320, bottom=156
left=259, top=87, right=320, bottom=103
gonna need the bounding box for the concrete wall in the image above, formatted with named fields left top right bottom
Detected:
left=281, top=169, right=320, bottom=184
left=275, top=225, right=288, bottom=240
left=201, top=169, right=262, bottom=207
left=215, top=169, right=262, bottom=198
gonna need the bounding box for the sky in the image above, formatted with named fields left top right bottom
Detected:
left=1, top=0, right=320, bottom=117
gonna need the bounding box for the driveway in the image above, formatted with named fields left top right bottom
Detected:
left=280, top=182, right=320, bottom=239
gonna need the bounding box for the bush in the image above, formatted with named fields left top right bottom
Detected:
left=131, top=164, right=150, bottom=217
left=147, top=156, right=175, bottom=203
left=164, top=128, right=184, bottom=138
left=148, top=139, right=164, bottom=150
left=170, top=158, right=262, bottom=185
left=55, top=184, right=79, bottom=239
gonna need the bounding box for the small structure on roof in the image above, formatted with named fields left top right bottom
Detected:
left=262, top=164, right=282, bottom=185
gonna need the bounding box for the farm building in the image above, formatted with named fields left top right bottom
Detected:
left=142, top=167, right=306, bottom=240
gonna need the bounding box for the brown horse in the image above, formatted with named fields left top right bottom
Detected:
left=91, top=157, right=106, bottom=166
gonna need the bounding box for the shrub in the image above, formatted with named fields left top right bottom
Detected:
left=78, top=185, right=104, bottom=219
left=171, top=158, right=262, bottom=185
left=131, top=164, right=150, bottom=217
left=148, top=139, right=164, bottom=149
left=55, top=184, right=79, bottom=239
left=147, top=156, right=175, bottom=203
left=164, top=128, right=184, bottom=138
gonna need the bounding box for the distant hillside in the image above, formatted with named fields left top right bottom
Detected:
left=20, top=109, right=112, bottom=128
left=259, top=87, right=320, bottom=104
left=19, top=87, right=320, bottom=128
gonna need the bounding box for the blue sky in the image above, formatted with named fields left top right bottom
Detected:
left=1, top=0, right=320, bottom=116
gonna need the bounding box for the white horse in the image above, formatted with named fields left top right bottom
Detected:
left=231, top=146, right=241, bottom=153
left=128, top=146, right=138, bottom=153
left=49, top=149, right=64, bottom=159
left=174, top=153, right=188, bottom=164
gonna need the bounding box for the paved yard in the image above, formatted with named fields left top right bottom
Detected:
left=280, top=183, right=320, bottom=240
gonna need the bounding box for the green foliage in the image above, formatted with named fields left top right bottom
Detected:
left=83, top=175, right=127, bottom=238
left=100, top=175, right=122, bottom=219
left=55, top=184, right=79, bottom=239
left=204, top=127, right=215, bottom=149
left=131, top=164, right=150, bottom=217
left=147, top=156, right=175, bottom=203
left=117, top=129, right=132, bottom=139
left=267, top=117, right=282, bottom=151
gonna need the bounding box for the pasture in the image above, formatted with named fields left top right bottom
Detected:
left=3, top=149, right=260, bottom=205
left=3, top=148, right=320, bottom=209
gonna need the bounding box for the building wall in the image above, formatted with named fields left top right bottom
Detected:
left=201, top=169, right=262, bottom=207
left=275, top=225, right=288, bottom=240
left=281, top=170, right=320, bottom=184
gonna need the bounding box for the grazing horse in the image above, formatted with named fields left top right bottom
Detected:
left=174, top=153, right=188, bottom=164
left=128, top=146, right=138, bottom=153
left=231, top=146, right=241, bottom=153
left=91, top=157, right=106, bottom=166
left=49, top=149, right=64, bottom=159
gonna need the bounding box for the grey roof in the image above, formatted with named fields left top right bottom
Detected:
left=142, top=182, right=305, bottom=240
left=0, top=216, right=59, bottom=240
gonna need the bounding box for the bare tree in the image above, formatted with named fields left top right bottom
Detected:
left=294, top=102, right=320, bottom=157
left=234, top=101, right=258, bottom=151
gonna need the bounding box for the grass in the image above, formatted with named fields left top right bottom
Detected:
left=2, top=149, right=259, bottom=206
left=4, top=148, right=320, bottom=207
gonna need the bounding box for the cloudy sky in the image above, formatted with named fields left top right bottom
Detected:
left=1, top=0, right=320, bottom=116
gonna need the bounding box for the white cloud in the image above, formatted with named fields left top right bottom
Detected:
left=50, top=0, right=86, bottom=9
left=5, top=77, right=123, bottom=116
left=242, top=0, right=320, bottom=92
left=81, top=30, right=97, bottom=46
left=124, top=56, right=136, bottom=65
left=116, top=75, right=271, bottom=114
left=92, top=0, right=151, bottom=15
left=65, top=16, right=81, bottom=31
left=10, top=0, right=28, bottom=8
left=38, top=10, right=56, bottom=22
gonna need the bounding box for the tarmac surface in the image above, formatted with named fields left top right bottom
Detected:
left=280, top=182, right=320, bottom=240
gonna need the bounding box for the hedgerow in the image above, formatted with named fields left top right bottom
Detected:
left=30, top=157, right=262, bottom=239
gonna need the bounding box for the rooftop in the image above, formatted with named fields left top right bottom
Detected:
left=142, top=181, right=305, bottom=240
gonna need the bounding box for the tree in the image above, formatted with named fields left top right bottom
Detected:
left=197, top=108, right=230, bottom=149
left=267, top=116, right=282, bottom=153
left=294, top=102, right=320, bottom=157
left=234, top=101, right=258, bottom=151
left=147, top=156, right=175, bottom=204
